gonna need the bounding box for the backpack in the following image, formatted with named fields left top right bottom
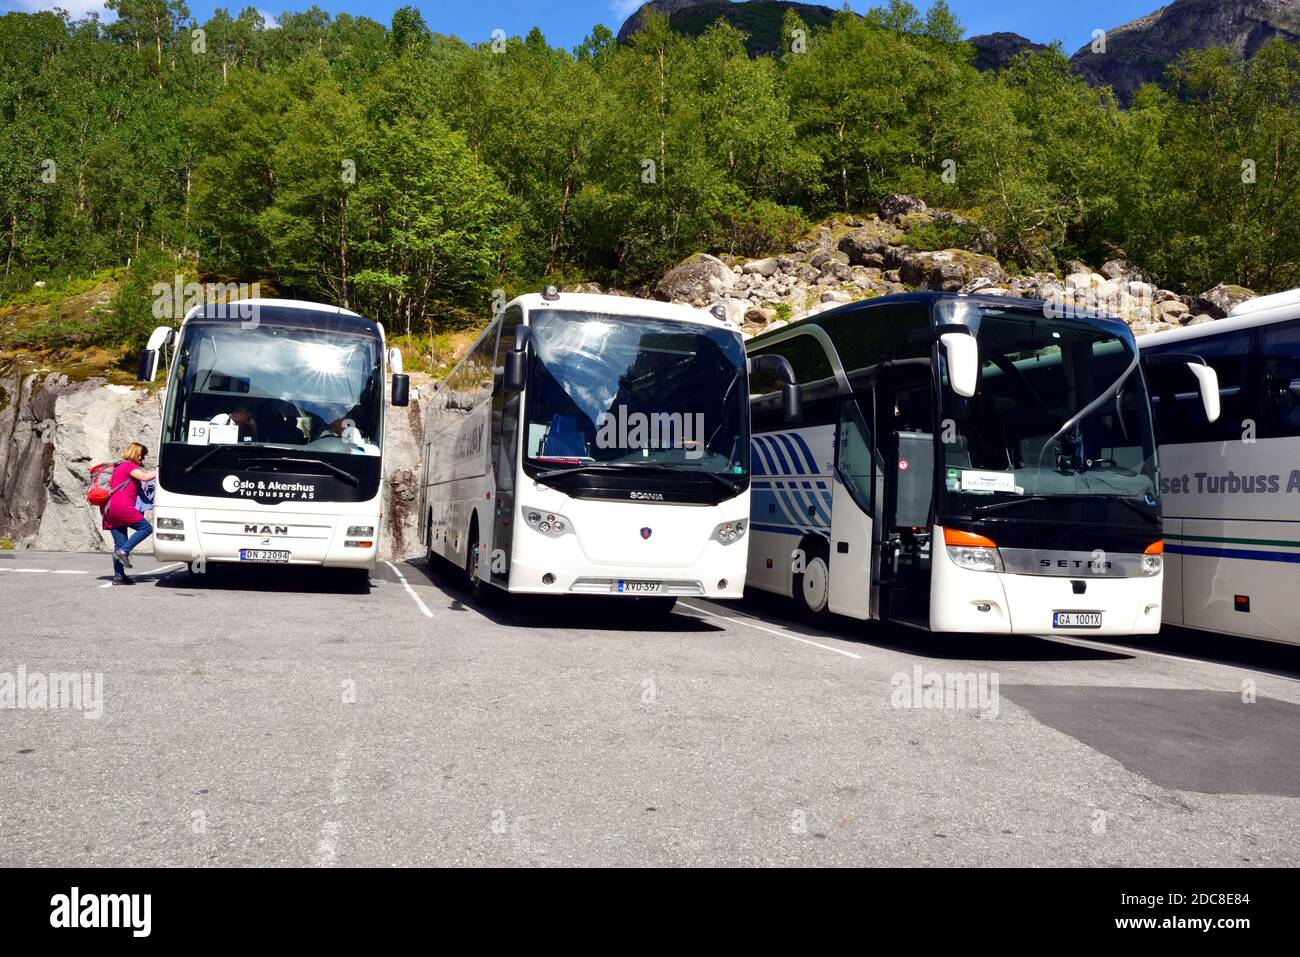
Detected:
left=86, top=462, right=129, bottom=508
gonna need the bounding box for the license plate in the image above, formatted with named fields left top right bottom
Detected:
left=617, top=580, right=661, bottom=594
left=1053, top=611, right=1102, bottom=629
left=240, top=549, right=290, bottom=563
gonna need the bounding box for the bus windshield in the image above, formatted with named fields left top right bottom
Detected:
left=938, top=304, right=1158, bottom=519
left=522, top=310, right=749, bottom=479
left=162, top=311, right=385, bottom=458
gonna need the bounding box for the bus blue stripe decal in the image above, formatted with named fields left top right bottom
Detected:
left=1167, top=544, right=1300, bottom=565
left=788, top=432, right=823, bottom=474
left=775, top=433, right=815, bottom=475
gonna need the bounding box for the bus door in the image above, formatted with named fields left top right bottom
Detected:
left=828, top=392, right=875, bottom=619
left=876, top=369, right=935, bottom=626
left=489, top=307, right=524, bottom=586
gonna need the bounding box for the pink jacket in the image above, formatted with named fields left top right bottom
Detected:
left=101, top=461, right=145, bottom=529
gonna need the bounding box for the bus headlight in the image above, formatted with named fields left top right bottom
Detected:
left=157, top=517, right=184, bottom=530
left=346, top=525, right=375, bottom=538
left=712, top=520, right=747, bottom=544
left=524, top=508, right=570, bottom=537
left=1141, top=540, right=1163, bottom=576
left=943, top=528, right=1003, bottom=573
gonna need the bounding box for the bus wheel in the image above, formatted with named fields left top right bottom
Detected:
left=793, top=538, right=831, bottom=623
left=465, top=532, right=498, bottom=608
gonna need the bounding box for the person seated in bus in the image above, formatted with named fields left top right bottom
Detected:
left=210, top=405, right=257, bottom=442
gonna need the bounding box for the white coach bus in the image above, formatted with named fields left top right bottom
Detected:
left=418, top=289, right=796, bottom=612
left=1139, top=287, right=1300, bottom=645
left=138, top=299, right=409, bottom=577
left=744, top=292, right=1218, bottom=636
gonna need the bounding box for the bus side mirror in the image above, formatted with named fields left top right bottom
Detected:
left=391, top=374, right=410, bottom=407
left=1186, top=362, right=1220, bottom=423
left=941, top=331, right=979, bottom=398
left=138, top=325, right=173, bottom=383
left=782, top=382, right=802, bottom=422
left=388, top=347, right=409, bottom=406
left=504, top=351, right=526, bottom=392
left=504, top=324, right=530, bottom=392
left=749, top=353, right=801, bottom=423
left=137, top=349, right=159, bottom=383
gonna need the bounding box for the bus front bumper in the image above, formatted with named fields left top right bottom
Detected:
left=151, top=507, right=380, bottom=569
left=930, top=553, right=1163, bottom=636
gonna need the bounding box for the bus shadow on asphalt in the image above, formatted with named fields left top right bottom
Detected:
left=153, top=564, right=373, bottom=596
left=1092, top=626, right=1300, bottom=682
left=413, top=559, right=724, bottom=633
left=733, top=589, right=1133, bottom=664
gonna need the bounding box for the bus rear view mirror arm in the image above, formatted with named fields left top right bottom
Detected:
left=748, top=353, right=802, bottom=422
left=1141, top=352, right=1221, bottom=423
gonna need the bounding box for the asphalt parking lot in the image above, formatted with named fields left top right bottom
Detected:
left=1, top=550, right=1297, bottom=867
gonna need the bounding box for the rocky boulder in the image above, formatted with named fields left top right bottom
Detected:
left=837, top=230, right=890, bottom=267
left=654, top=252, right=734, bottom=305
left=1193, top=283, right=1256, bottom=319
left=899, top=249, right=1008, bottom=292
left=879, top=193, right=928, bottom=222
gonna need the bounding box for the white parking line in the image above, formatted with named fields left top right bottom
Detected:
left=384, top=560, right=433, bottom=618
left=679, top=601, right=862, bottom=659
left=52, top=570, right=86, bottom=575
left=12, top=568, right=50, bottom=573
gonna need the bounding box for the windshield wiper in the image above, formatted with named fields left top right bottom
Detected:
left=182, top=441, right=270, bottom=475
left=972, top=493, right=1156, bottom=525
left=534, top=461, right=740, bottom=493
left=238, top=455, right=360, bottom=487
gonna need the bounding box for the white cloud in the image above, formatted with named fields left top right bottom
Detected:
left=5, top=0, right=110, bottom=18
left=257, top=8, right=277, bottom=29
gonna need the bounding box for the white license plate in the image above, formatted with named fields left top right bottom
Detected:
left=240, top=549, right=290, bottom=563
left=1053, top=611, right=1102, bottom=629
left=617, top=580, right=662, bottom=594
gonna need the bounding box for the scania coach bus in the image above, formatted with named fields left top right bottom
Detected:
left=418, top=289, right=796, bottom=611
left=1139, top=286, right=1300, bottom=645
left=138, top=298, right=409, bottom=576
left=744, top=292, right=1219, bottom=636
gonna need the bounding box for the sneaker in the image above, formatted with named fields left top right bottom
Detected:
left=112, top=574, right=134, bottom=585
left=114, top=548, right=132, bottom=568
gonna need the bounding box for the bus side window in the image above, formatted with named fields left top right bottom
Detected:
left=1259, top=320, right=1300, bottom=439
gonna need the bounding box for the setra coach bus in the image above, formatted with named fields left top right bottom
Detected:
left=744, top=292, right=1220, bottom=636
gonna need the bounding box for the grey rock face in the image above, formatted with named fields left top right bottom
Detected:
left=968, top=32, right=1051, bottom=71
left=1070, top=0, right=1300, bottom=104
left=0, top=372, right=424, bottom=560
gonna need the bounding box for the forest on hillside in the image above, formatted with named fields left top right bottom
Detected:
left=2, top=0, right=1299, bottom=353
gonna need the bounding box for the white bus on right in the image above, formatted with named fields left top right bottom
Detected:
left=1138, top=287, right=1300, bottom=646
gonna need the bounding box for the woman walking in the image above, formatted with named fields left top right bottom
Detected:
left=103, top=442, right=157, bottom=585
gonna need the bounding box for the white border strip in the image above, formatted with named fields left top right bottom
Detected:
left=384, top=560, right=433, bottom=618
left=679, top=601, right=861, bottom=659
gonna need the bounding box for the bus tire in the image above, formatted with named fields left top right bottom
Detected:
left=465, top=521, right=499, bottom=608
left=793, top=536, right=832, bottom=623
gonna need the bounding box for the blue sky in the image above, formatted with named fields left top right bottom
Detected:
left=2, top=0, right=1161, bottom=55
